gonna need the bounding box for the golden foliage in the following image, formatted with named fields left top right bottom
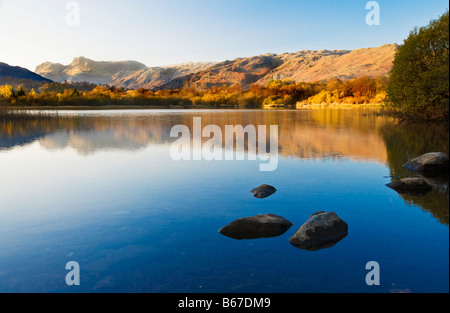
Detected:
left=0, top=76, right=389, bottom=108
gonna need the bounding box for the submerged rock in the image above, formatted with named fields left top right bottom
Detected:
left=403, top=152, right=449, bottom=177
left=219, top=214, right=293, bottom=240
left=289, top=211, right=348, bottom=251
left=386, top=178, right=432, bottom=195
left=251, top=185, right=277, bottom=199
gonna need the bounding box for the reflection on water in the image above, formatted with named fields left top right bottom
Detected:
left=380, top=122, right=449, bottom=225
left=2, top=110, right=390, bottom=159
left=1, top=109, right=447, bottom=225
left=0, top=109, right=448, bottom=293
left=0, top=110, right=386, bottom=163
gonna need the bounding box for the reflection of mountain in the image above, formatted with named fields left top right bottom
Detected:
left=0, top=131, right=46, bottom=149
left=0, top=115, right=171, bottom=153
left=0, top=116, right=57, bottom=149
left=39, top=130, right=160, bottom=155
left=1, top=110, right=390, bottom=163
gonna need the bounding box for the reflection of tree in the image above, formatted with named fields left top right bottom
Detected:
left=398, top=190, right=449, bottom=226
left=380, top=121, right=449, bottom=177
left=380, top=121, right=449, bottom=225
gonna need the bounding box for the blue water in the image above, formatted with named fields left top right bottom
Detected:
left=0, top=109, right=448, bottom=293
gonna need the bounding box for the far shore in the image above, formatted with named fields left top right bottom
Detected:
left=1, top=103, right=384, bottom=111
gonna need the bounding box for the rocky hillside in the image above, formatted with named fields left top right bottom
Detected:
left=160, top=44, right=398, bottom=90
left=256, top=44, right=398, bottom=85
left=110, top=62, right=217, bottom=90
left=36, top=57, right=216, bottom=89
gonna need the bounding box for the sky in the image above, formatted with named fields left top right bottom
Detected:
left=0, top=0, right=448, bottom=71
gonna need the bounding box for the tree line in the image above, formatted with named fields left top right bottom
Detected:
left=0, top=75, right=388, bottom=108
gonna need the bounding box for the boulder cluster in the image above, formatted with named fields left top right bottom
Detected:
left=219, top=184, right=349, bottom=251
left=218, top=152, right=448, bottom=252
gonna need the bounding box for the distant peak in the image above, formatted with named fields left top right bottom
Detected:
left=71, top=56, right=92, bottom=64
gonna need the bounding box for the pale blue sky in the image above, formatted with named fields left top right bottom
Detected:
left=0, top=0, right=448, bottom=71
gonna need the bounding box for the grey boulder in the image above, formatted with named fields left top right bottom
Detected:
left=289, top=211, right=348, bottom=251
left=251, top=184, right=277, bottom=199
left=219, top=214, right=293, bottom=240
left=403, top=152, right=449, bottom=177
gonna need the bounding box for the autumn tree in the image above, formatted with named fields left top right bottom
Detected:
left=0, top=85, right=14, bottom=98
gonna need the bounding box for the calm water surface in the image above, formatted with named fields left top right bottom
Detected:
left=0, top=109, right=448, bottom=293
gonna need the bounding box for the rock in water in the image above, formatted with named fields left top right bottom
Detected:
left=251, top=185, right=277, bottom=199
left=289, top=211, right=348, bottom=251
left=403, top=152, right=449, bottom=177
left=386, top=178, right=432, bottom=195
left=219, top=214, right=293, bottom=240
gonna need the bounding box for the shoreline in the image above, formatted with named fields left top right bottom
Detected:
left=1, top=103, right=384, bottom=111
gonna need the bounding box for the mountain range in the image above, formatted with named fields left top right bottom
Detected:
left=35, top=57, right=217, bottom=90
left=160, top=44, right=398, bottom=90
left=2, top=43, right=398, bottom=91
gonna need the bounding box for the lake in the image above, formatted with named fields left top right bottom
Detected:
left=0, top=109, right=448, bottom=293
